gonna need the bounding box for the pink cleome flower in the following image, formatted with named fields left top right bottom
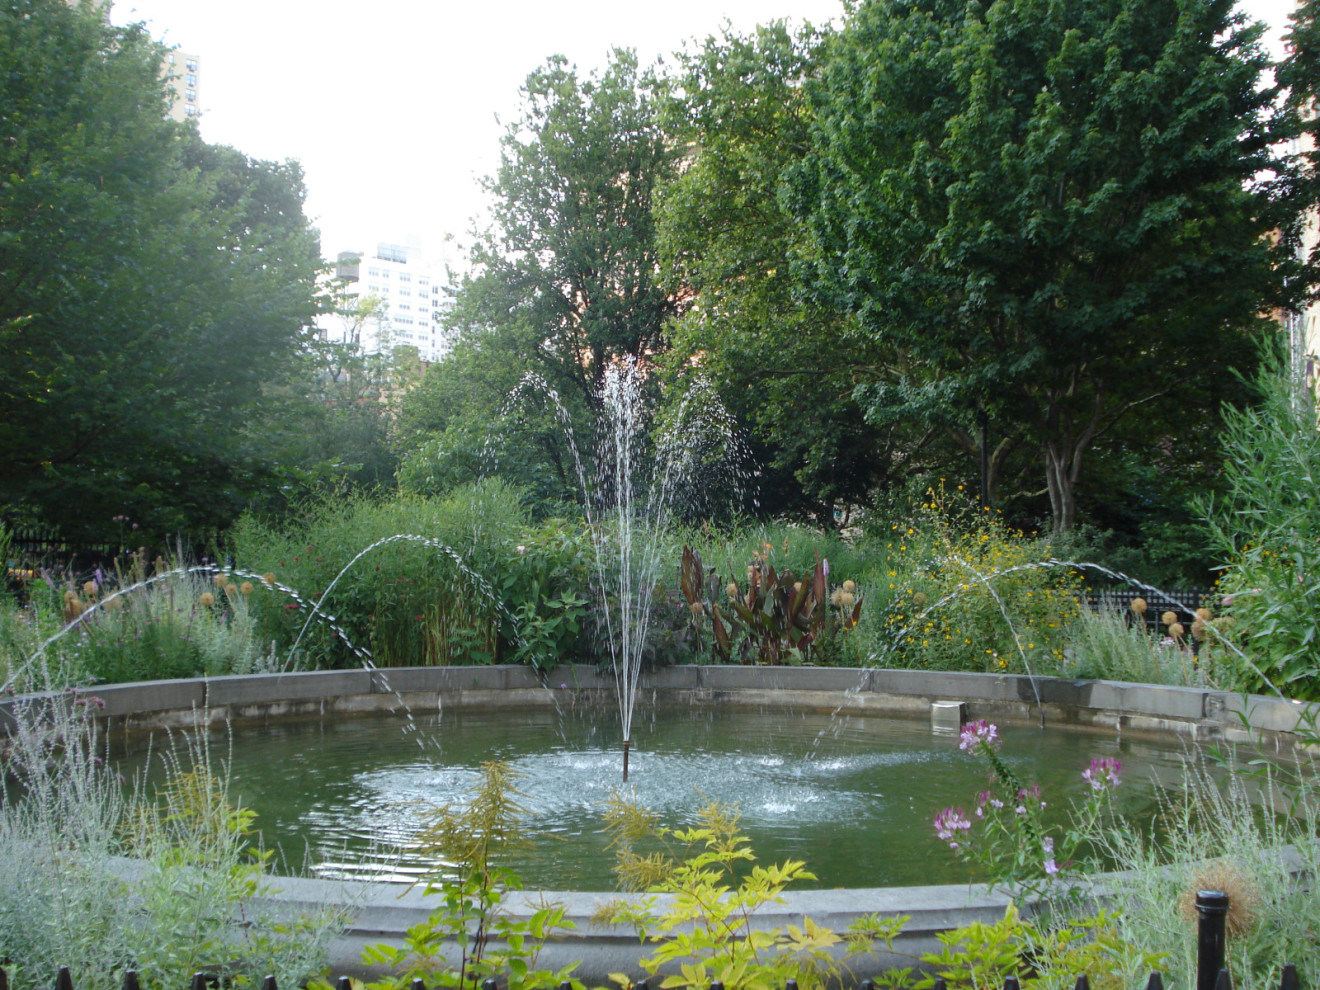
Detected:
left=933, top=806, right=973, bottom=849
left=959, top=720, right=1000, bottom=752
left=1082, top=757, right=1122, bottom=791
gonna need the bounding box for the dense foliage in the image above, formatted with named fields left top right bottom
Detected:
left=0, top=0, right=325, bottom=539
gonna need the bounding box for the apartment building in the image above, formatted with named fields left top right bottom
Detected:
left=328, top=244, right=455, bottom=363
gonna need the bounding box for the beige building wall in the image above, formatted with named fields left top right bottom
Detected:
left=162, top=51, right=200, bottom=122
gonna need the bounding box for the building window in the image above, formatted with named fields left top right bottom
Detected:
left=399, top=273, right=411, bottom=283
left=186, top=90, right=196, bottom=102
left=185, top=105, right=197, bottom=116
left=186, top=74, right=197, bottom=86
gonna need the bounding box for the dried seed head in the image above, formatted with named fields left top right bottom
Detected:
left=843, top=580, right=856, bottom=593
left=262, top=572, right=277, bottom=587
left=82, top=581, right=97, bottom=597
left=240, top=581, right=254, bottom=596
left=1169, top=621, right=1185, bottom=639
left=1178, top=861, right=1260, bottom=938
left=1161, top=610, right=1178, bottom=627
left=213, top=573, right=228, bottom=587
left=1196, top=607, right=1213, bottom=622
left=1130, top=597, right=1148, bottom=615
left=199, top=592, right=215, bottom=607
left=726, top=582, right=740, bottom=599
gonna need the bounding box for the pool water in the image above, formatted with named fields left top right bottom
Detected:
left=116, top=705, right=1187, bottom=889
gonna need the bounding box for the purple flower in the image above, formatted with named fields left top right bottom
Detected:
left=1043, top=837, right=1059, bottom=875
left=959, top=720, right=999, bottom=752
left=974, top=790, right=1004, bottom=817
left=1082, top=757, right=1122, bottom=791
left=933, top=806, right=973, bottom=848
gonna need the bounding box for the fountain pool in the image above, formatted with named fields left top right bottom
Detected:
left=5, top=664, right=1313, bottom=983
left=115, top=704, right=1181, bottom=888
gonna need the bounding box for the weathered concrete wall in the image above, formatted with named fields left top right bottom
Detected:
left=4, top=665, right=1310, bottom=749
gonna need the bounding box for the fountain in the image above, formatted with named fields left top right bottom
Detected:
left=503, top=359, right=748, bottom=780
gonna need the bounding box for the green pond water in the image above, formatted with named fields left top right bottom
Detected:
left=116, top=704, right=1190, bottom=889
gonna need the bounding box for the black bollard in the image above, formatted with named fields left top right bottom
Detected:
left=1146, top=974, right=1165, bottom=990
left=262, top=976, right=278, bottom=990
left=483, top=980, right=499, bottom=990
left=1004, top=977, right=1021, bottom=990
left=1280, top=965, right=1300, bottom=990
left=1196, top=890, right=1230, bottom=990
left=55, top=967, right=74, bottom=990
left=1074, top=976, right=1091, bottom=990
left=122, top=972, right=141, bottom=990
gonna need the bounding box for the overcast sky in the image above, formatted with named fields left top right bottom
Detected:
left=109, top=0, right=1302, bottom=267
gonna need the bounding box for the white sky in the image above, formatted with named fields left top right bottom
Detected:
left=108, top=0, right=1301, bottom=267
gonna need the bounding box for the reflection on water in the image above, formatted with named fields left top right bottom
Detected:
left=114, top=705, right=1190, bottom=890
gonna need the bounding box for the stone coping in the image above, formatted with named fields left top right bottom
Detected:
left=2, top=664, right=1313, bottom=749
left=8, top=666, right=1315, bottom=982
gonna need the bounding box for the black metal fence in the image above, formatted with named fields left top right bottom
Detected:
left=0, top=891, right=1299, bottom=990
left=1084, top=588, right=1215, bottom=634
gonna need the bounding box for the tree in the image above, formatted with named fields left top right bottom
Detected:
left=446, top=50, right=679, bottom=414
left=791, top=0, right=1299, bottom=533
left=0, top=0, right=321, bottom=537
left=655, top=22, right=917, bottom=522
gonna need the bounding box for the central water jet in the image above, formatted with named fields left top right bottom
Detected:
left=509, top=358, right=747, bottom=781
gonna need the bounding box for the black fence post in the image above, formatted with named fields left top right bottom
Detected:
left=1197, top=890, right=1230, bottom=990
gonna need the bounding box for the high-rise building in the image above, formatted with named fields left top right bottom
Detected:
left=162, top=50, right=201, bottom=122
left=325, top=243, right=455, bottom=363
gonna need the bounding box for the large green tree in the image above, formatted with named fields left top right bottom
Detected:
left=446, top=49, right=678, bottom=414
left=791, top=0, right=1299, bottom=533
left=656, top=22, right=918, bottom=522
left=0, top=0, right=322, bottom=537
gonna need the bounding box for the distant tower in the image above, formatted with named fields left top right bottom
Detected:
left=326, top=243, right=454, bottom=363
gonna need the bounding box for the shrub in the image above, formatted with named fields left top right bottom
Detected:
left=1101, top=753, right=1320, bottom=990
left=229, top=482, right=538, bottom=669
left=0, top=692, right=341, bottom=990
left=859, top=487, right=1083, bottom=673
left=1200, top=359, right=1320, bottom=697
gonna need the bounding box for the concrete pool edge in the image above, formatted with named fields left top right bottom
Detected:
left=8, top=666, right=1316, bottom=982
left=4, top=664, right=1313, bottom=750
